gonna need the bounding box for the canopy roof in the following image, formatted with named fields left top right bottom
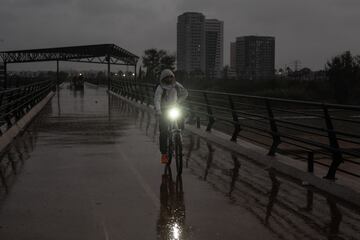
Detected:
left=0, top=44, right=139, bottom=66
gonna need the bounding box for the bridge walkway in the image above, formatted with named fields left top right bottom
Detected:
left=0, top=83, right=359, bottom=240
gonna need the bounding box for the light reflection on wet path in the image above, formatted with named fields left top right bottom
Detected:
left=0, top=83, right=359, bottom=240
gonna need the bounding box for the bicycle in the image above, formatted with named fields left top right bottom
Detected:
left=166, top=106, right=183, bottom=175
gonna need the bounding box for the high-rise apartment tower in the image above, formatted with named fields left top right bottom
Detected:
left=205, top=19, right=224, bottom=79
left=177, top=12, right=206, bottom=73
left=235, top=36, right=275, bottom=80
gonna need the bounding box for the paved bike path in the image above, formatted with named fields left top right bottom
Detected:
left=0, top=84, right=359, bottom=240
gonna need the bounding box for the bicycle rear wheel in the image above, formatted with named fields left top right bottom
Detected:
left=174, top=134, right=183, bottom=175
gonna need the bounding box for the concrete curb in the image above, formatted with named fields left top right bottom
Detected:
left=0, top=92, right=55, bottom=153
left=109, top=91, right=360, bottom=207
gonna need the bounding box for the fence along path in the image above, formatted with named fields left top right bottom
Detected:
left=110, top=79, right=360, bottom=180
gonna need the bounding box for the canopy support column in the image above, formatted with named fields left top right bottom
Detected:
left=107, top=54, right=111, bottom=91
left=56, top=60, right=59, bottom=90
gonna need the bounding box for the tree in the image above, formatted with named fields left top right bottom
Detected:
left=160, top=54, right=176, bottom=71
left=326, top=51, right=359, bottom=104
left=142, top=49, right=175, bottom=82
left=142, top=48, right=159, bottom=81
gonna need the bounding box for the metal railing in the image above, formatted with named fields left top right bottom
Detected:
left=0, top=80, right=55, bottom=134
left=110, top=79, right=360, bottom=180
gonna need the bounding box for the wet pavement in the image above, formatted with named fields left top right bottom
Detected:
left=0, top=83, right=359, bottom=240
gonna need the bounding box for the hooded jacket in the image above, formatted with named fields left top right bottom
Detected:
left=154, top=70, right=188, bottom=114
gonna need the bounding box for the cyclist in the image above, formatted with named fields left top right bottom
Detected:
left=154, top=69, right=188, bottom=164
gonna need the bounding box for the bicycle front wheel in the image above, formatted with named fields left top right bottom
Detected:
left=174, top=134, right=183, bottom=175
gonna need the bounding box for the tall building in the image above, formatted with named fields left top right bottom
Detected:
left=177, top=12, right=206, bottom=74
left=230, top=42, right=236, bottom=70
left=205, top=19, right=224, bottom=79
left=235, top=36, right=275, bottom=80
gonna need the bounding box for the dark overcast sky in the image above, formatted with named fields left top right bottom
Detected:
left=1, top=0, right=359, bottom=71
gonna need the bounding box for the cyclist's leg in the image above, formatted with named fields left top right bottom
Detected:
left=159, top=116, right=168, bottom=154
left=174, top=132, right=183, bottom=174
left=179, top=117, right=185, bottom=130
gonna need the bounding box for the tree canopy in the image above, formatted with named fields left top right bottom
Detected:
left=142, top=49, right=175, bottom=82
left=326, top=51, right=360, bottom=104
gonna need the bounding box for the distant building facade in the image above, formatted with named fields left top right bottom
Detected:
left=177, top=12, right=224, bottom=80
left=177, top=12, right=206, bottom=74
left=230, top=42, right=237, bottom=71
left=205, top=19, right=224, bottom=79
left=235, top=36, right=275, bottom=80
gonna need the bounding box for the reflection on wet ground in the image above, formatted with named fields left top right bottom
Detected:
left=0, top=84, right=129, bottom=197
left=157, top=166, right=186, bottom=239
left=125, top=97, right=360, bottom=240
left=0, top=131, right=37, bottom=197
left=0, top=84, right=359, bottom=240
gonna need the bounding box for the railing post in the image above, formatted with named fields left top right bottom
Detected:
left=0, top=92, right=3, bottom=108
left=125, top=81, right=131, bottom=98
left=131, top=81, right=136, bottom=101
left=203, top=92, right=215, bottom=131
left=196, top=116, right=201, bottom=129
left=16, top=88, right=25, bottom=120
left=136, top=82, right=142, bottom=103
left=5, top=90, right=14, bottom=128
left=131, top=82, right=136, bottom=101
left=138, top=83, right=144, bottom=104
left=13, top=88, right=20, bottom=120
left=0, top=167, right=8, bottom=193
left=266, top=100, right=281, bottom=156
left=126, top=81, right=131, bottom=98
left=145, top=85, right=151, bottom=106
left=119, top=81, right=125, bottom=96
left=307, top=152, right=314, bottom=173
left=126, top=81, right=131, bottom=99
left=229, top=95, right=241, bottom=142
left=34, top=84, right=39, bottom=103
left=25, top=86, right=31, bottom=111
left=130, top=82, right=136, bottom=100
left=112, top=80, right=117, bottom=94
left=132, top=81, right=136, bottom=101
left=323, top=104, right=343, bottom=180
left=3, top=62, right=7, bottom=90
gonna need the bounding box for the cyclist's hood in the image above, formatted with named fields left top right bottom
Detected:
left=159, top=69, right=176, bottom=90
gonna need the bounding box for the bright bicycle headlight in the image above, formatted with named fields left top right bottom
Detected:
left=168, top=107, right=181, bottom=121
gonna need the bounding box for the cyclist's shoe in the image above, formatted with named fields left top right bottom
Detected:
left=161, top=154, right=169, bottom=164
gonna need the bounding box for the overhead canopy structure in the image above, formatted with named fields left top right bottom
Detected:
left=0, top=44, right=139, bottom=89
left=0, top=43, right=139, bottom=66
